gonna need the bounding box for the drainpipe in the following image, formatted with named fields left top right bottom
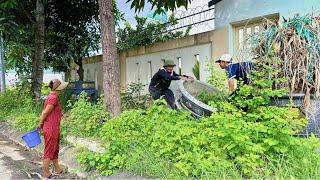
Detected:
left=0, top=31, right=5, bottom=93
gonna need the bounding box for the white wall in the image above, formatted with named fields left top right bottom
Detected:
left=214, top=0, right=320, bottom=56
left=126, top=43, right=212, bottom=92
left=215, top=0, right=320, bottom=29
left=83, top=61, right=103, bottom=94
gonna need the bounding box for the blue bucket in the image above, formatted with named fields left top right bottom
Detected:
left=22, top=129, right=42, bottom=148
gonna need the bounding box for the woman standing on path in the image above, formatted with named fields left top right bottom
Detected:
left=38, top=79, right=68, bottom=179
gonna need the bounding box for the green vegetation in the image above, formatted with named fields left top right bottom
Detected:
left=117, top=16, right=190, bottom=51
left=121, top=82, right=151, bottom=111
left=0, top=87, right=40, bottom=132
left=206, top=60, right=228, bottom=90
left=1, top=57, right=319, bottom=179
left=74, top=57, right=320, bottom=179
left=192, top=60, right=200, bottom=80
left=76, top=97, right=320, bottom=178
left=63, top=93, right=109, bottom=138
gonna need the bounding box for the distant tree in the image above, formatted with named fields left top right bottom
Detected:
left=127, top=0, right=194, bottom=14
left=44, top=0, right=123, bottom=81
left=2, top=0, right=123, bottom=95
left=45, top=0, right=101, bottom=81
left=116, top=16, right=190, bottom=51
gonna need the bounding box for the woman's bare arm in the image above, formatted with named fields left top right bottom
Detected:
left=38, top=104, right=54, bottom=128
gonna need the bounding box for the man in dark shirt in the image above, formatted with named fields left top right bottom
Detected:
left=149, top=59, right=194, bottom=109
left=216, top=54, right=253, bottom=92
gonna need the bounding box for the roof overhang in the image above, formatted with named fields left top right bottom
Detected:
left=208, top=0, right=222, bottom=7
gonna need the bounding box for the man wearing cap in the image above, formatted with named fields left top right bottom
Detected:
left=149, top=59, right=194, bottom=109
left=216, top=54, right=254, bottom=92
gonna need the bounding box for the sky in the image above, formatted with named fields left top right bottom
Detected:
left=116, top=0, right=214, bottom=34
left=116, top=0, right=152, bottom=26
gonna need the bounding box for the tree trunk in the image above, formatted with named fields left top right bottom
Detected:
left=0, top=32, right=5, bottom=93
left=31, top=0, right=45, bottom=101
left=75, top=57, right=84, bottom=81
left=98, top=0, right=121, bottom=118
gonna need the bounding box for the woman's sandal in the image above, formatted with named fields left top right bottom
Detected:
left=44, top=174, right=58, bottom=179
left=53, top=169, right=68, bottom=175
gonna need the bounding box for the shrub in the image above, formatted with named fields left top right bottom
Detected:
left=63, top=92, right=109, bottom=137
left=77, top=100, right=236, bottom=178
left=0, top=88, right=41, bottom=121
left=11, top=112, right=38, bottom=132
left=206, top=60, right=228, bottom=90
left=121, top=83, right=151, bottom=110
left=76, top=96, right=319, bottom=178
left=76, top=57, right=320, bottom=178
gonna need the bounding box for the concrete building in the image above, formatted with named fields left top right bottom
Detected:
left=71, top=0, right=320, bottom=94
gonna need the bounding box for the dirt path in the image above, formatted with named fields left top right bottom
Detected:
left=0, top=134, right=78, bottom=179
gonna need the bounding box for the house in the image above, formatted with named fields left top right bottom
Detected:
left=70, top=0, right=320, bottom=95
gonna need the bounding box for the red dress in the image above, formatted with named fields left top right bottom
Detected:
left=42, top=92, right=62, bottom=160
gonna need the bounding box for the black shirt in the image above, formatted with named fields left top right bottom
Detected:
left=149, top=69, right=180, bottom=91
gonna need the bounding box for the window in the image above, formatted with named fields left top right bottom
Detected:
left=87, top=69, right=91, bottom=80
left=94, top=69, right=98, bottom=90
left=148, top=61, right=152, bottom=84
left=135, top=62, right=140, bottom=82
left=177, top=57, right=182, bottom=75
left=233, top=15, right=279, bottom=60
left=235, top=23, right=262, bottom=53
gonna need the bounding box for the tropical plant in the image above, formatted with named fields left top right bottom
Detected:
left=252, top=14, right=320, bottom=99
left=192, top=59, right=200, bottom=80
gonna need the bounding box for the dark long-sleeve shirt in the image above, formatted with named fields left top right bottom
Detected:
left=149, top=69, right=180, bottom=91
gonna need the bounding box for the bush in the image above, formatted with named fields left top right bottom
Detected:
left=76, top=96, right=320, bottom=179
left=121, top=83, right=151, bottom=110
left=11, top=112, right=38, bottom=132
left=78, top=100, right=234, bottom=178
left=76, top=57, right=320, bottom=178
left=63, top=93, right=109, bottom=137
left=206, top=61, right=228, bottom=90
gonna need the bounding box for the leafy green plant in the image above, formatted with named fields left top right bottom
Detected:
left=11, top=112, right=38, bottom=132
left=206, top=60, right=228, bottom=90
left=58, top=90, right=74, bottom=112
left=197, top=90, right=227, bottom=106
left=116, top=16, right=190, bottom=51
left=121, top=82, right=151, bottom=110
left=0, top=87, right=42, bottom=132
left=63, top=92, right=109, bottom=137
left=76, top=56, right=320, bottom=179
left=0, top=88, right=41, bottom=121
left=192, top=60, right=200, bottom=80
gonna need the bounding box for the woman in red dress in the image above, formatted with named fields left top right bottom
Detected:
left=38, top=79, right=68, bottom=179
